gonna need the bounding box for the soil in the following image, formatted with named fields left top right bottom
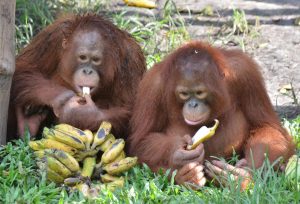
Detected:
left=112, top=0, right=300, bottom=118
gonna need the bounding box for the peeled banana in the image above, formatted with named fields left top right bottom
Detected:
left=187, top=119, right=219, bottom=150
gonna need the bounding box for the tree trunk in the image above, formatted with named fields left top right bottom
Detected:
left=0, top=1, right=16, bottom=145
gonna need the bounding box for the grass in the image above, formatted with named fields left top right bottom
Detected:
left=2, top=0, right=299, bottom=203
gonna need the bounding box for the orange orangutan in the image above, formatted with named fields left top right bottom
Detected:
left=128, top=41, right=295, bottom=188
left=7, top=14, right=146, bottom=140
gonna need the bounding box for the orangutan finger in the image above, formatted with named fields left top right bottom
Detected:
left=177, top=162, right=199, bottom=177
left=236, top=159, right=248, bottom=168
left=211, top=160, right=250, bottom=177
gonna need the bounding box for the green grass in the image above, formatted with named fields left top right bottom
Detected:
left=3, top=0, right=300, bottom=203
left=1, top=119, right=300, bottom=203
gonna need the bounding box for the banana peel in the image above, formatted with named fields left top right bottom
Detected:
left=187, top=119, right=219, bottom=150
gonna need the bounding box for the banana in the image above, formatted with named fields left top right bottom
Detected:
left=46, top=156, right=73, bottom=177
left=34, top=150, right=45, bottom=158
left=81, top=157, right=96, bottom=178
left=45, top=149, right=80, bottom=172
left=64, top=177, right=82, bottom=186
left=99, top=134, right=116, bottom=152
left=91, top=121, right=112, bottom=149
left=123, top=0, right=157, bottom=9
left=103, top=157, right=138, bottom=175
left=73, top=183, right=90, bottom=197
left=47, top=168, right=65, bottom=183
left=101, top=139, right=125, bottom=164
left=29, top=140, right=44, bottom=151
left=113, top=151, right=126, bottom=163
left=53, top=123, right=88, bottom=143
left=74, top=149, right=99, bottom=162
left=84, top=130, right=94, bottom=150
left=101, top=174, right=123, bottom=183
left=187, top=119, right=219, bottom=150
left=104, top=177, right=125, bottom=191
left=37, top=139, right=77, bottom=155
left=43, top=127, right=86, bottom=150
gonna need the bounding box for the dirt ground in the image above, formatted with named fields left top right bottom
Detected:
left=113, top=0, right=300, bottom=118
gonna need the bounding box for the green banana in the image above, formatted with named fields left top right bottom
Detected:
left=84, top=129, right=94, bottom=150
left=91, top=121, right=112, bottom=149
left=47, top=168, right=65, bottom=183
left=81, top=157, right=96, bottom=178
left=45, top=149, right=80, bottom=172
left=53, top=123, right=88, bottom=143
left=99, top=134, right=115, bottom=152
left=103, top=157, right=138, bottom=175
left=43, top=127, right=85, bottom=150
left=46, top=156, right=73, bottom=177
left=101, top=139, right=125, bottom=164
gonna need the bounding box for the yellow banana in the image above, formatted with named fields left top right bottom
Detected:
left=99, top=134, right=116, bottom=152
left=91, top=121, right=112, bottom=149
left=84, top=130, right=94, bottom=150
left=104, top=177, right=125, bottom=191
left=81, top=157, right=96, bottom=178
left=64, top=177, right=82, bottom=186
left=74, top=149, right=99, bottom=162
left=101, top=174, right=123, bottom=183
left=45, top=149, right=80, bottom=172
left=113, top=151, right=126, bottom=163
left=123, top=0, right=157, bottom=9
left=46, top=156, right=73, bottom=177
left=43, top=127, right=86, bottom=150
left=73, top=183, right=90, bottom=197
left=103, top=157, right=138, bottom=175
left=34, top=150, right=45, bottom=158
left=36, top=139, right=78, bottom=155
left=47, top=168, right=65, bottom=183
left=101, top=139, right=125, bottom=164
left=53, top=123, right=88, bottom=143
left=29, top=140, right=44, bottom=151
left=187, top=119, right=219, bottom=150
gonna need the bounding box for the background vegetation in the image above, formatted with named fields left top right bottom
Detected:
left=0, top=0, right=299, bottom=203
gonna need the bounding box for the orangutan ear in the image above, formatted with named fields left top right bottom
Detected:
left=62, top=39, right=68, bottom=49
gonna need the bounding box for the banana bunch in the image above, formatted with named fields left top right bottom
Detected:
left=29, top=121, right=138, bottom=196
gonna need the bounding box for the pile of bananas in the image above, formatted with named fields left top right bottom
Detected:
left=29, top=121, right=137, bottom=197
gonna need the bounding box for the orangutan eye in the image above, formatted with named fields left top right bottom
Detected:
left=179, top=92, right=190, bottom=100
left=195, top=91, right=208, bottom=99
